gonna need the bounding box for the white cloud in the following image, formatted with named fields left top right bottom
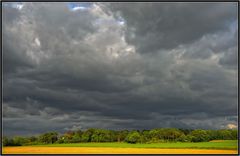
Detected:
left=226, top=123, right=237, bottom=129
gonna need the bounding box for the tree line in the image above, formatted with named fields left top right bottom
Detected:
left=3, top=128, right=237, bottom=146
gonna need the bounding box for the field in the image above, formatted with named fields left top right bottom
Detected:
left=3, top=140, right=238, bottom=154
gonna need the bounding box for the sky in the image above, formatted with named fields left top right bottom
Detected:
left=2, top=2, right=238, bottom=136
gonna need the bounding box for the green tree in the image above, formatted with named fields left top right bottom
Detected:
left=39, top=132, right=58, bottom=144
left=13, top=136, right=28, bottom=146
left=176, top=134, right=188, bottom=142
left=149, top=129, right=161, bottom=142
left=218, top=130, right=233, bottom=140
left=190, top=129, right=210, bottom=142
left=90, top=129, right=113, bottom=142
left=206, top=130, right=218, bottom=141
left=185, top=134, right=196, bottom=142
left=71, top=132, right=82, bottom=143
left=63, top=131, right=75, bottom=143
left=164, top=128, right=183, bottom=142
left=3, top=138, right=15, bottom=146
left=56, top=135, right=65, bottom=144
left=141, top=130, right=150, bottom=143
left=91, top=129, right=100, bottom=142
left=3, top=136, right=9, bottom=146
left=230, top=129, right=238, bottom=140
left=125, top=131, right=141, bottom=144
left=179, top=129, right=192, bottom=135
left=81, top=129, right=93, bottom=142
left=29, top=136, right=38, bottom=143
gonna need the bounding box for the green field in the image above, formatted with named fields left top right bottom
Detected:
left=32, top=140, right=238, bottom=150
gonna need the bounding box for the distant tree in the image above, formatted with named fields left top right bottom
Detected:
left=13, top=136, right=28, bottom=146
left=39, top=132, right=58, bottom=144
left=218, top=130, right=233, bottom=140
left=125, top=131, right=141, bottom=144
left=29, top=136, right=38, bottom=143
left=3, top=137, right=15, bottom=146
left=179, top=129, right=192, bottom=135
left=75, top=130, right=83, bottom=136
left=81, top=129, right=93, bottom=142
left=3, top=136, right=9, bottom=146
left=148, top=128, right=183, bottom=142
left=116, top=130, right=129, bottom=142
left=63, top=131, right=75, bottom=143
left=109, top=130, right=118, bottom=142
left=176, top=134, right=188, bottom=142
left=71, top=132, right=82, bottom=143
left=3, top=128, right=237, bottom=145
left=164, top=128, right=183, bottom=142
left=149, top=129, right=161, bottom=142
left=90, top=129, right=114, bottom=142
left=206, top=130, right=217, bottom=141
left=230, top=129, right=238, bottom=140
left=190, top=129, right=210, bottom=142
left=56, top=135, right=65, bottom=144
left=141, top=130, right=150, bottom=143
left=101, top=129, right=109, bottom=142
left=185, top=134, right=196, bottom=142
left=91, top=129, right=100, bottom=142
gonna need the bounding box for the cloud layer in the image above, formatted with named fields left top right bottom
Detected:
left=2, top=2, right=238, bottom=136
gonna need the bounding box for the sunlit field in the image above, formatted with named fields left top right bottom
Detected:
left=3, top=147, right=238, bottom=154
left=3, top=140, right=238, bottom=154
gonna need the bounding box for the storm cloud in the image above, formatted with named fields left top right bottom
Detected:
left=2, top=2, right=238, bottom=136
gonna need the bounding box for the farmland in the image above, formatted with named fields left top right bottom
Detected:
left=3, top=140, right=238, bottom=154
left=2, top=147, right=238, bottom=154
left=3, top=128, right=238, bottom=154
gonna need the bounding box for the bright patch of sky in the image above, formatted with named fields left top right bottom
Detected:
left=34, top=38, right=41, bottom=47
left=68, top=2, right=93, bottom=11
left=117, top=18, right=125, bottom=26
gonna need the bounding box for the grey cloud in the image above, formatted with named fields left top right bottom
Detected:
left=219, top=46, right=238, bottom=69
left=3, top=2, right=238, bottom=136
left=108, top=2, right=237, bottom=53
left=2, top=6, right=21, bottom=25
left=3, top=27, right=35, bottom=74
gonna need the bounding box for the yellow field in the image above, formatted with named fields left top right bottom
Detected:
left=3, top=147, right=238, bottom=154
left=209, top=140, right=225, bottom=142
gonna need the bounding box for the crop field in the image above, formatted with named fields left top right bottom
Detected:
left=2, top=147, right=238, bottom=154
left=3, top=140, right=238, bottom=154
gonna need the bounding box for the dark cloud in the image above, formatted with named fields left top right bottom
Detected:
left=108, top=2, right=237, bottom=53
left=3, top=2, right=238, bottom=136
left=2, top=3, right=21, bottom=25
left=219, top=46, right=238, bottom=69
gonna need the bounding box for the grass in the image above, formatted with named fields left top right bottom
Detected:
left=30, top=140, right=238, bottom=150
